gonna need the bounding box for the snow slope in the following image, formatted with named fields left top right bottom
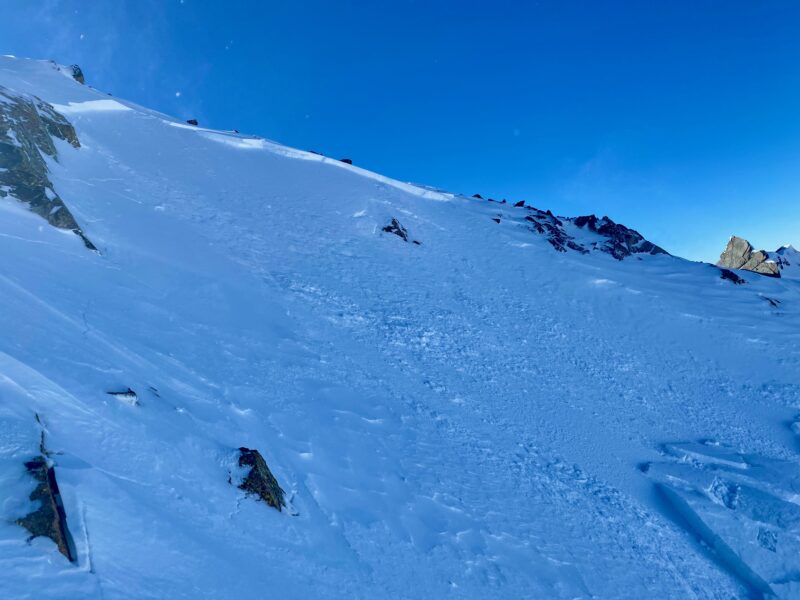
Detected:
left=1, top=56, right=800, bottom=599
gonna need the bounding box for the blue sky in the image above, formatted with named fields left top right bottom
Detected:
left=1, top=0, right=798, bottom=261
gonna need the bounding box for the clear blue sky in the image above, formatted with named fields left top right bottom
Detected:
left=2, top=1, right=798, bottom=261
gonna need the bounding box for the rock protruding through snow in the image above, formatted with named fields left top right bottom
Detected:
left=106, top=388, right=139, bottom=406
left=718, top=267, right=746, bottom=285
left=382, top=217, right=421, bottom=244
left=524, top=207, right=587, bottom=254
left=717, top=236, right=780, bottom=278
left=469, top=195, right=667, bottom=260
left=237, top=448, right=286, bottom=511
left=0, top=86, right=95, bottom=250
left=16, top=455, right=77, bottom=563
left=572, top=215, right=668, bottom=260
left=69, top=65, right=85, bottom=85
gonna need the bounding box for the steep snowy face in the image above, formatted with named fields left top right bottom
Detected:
left=1, top=56, right=800, bottom=600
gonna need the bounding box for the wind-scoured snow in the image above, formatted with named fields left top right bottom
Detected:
left=1, top=56, right=799, bottom=599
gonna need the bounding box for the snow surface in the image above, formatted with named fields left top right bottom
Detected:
left=50, top=99, right=131, bottom=114
left=1, top=56, right=800, bottom=599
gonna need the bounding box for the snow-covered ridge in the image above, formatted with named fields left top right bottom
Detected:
left=772, top=244, right=800, bottom=279
left=2, top=58, right=668, bottom=269
left=1, top=55, right=800, bottom=599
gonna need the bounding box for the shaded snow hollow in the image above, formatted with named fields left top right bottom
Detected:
left=1, top=57, right=800, bottom=599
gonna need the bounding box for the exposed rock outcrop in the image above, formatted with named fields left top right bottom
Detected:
left=69, top=64, right=85, bottom=85
left=0, top=86, right=95, bottom=250
left=107, top=387, right=139, bottom=406
left=717, top=236, right=780, bottom=278
left=572, top=215, right=668, bottom=260
left=382, top=217, right=420, bottom=244
left=524, top=207, right=587, bottom=254
left=16, top=455, right=77, bottom=562
left=382, top=218, right=409, bottom=241
left=237, top=447, right=285, bottom=511
left=469, top=193, right=667, bottom=260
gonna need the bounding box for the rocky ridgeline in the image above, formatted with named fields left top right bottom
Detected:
left=473, top=195, right=668, bottom=260
left=0, top=85, right=95, bottom=250
left=571, top=214, right=667, bottom=260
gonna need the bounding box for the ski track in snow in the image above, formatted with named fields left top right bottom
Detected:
left=1, top=56, right=800, bottom=599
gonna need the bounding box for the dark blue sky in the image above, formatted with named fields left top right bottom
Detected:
left=2, top=0, right=798, bottom=261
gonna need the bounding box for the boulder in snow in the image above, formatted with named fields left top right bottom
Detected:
left=237, top=447, right=285, bottom=511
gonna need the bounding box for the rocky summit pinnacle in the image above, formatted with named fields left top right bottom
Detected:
left=717, top=236, right=780, bottom=277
